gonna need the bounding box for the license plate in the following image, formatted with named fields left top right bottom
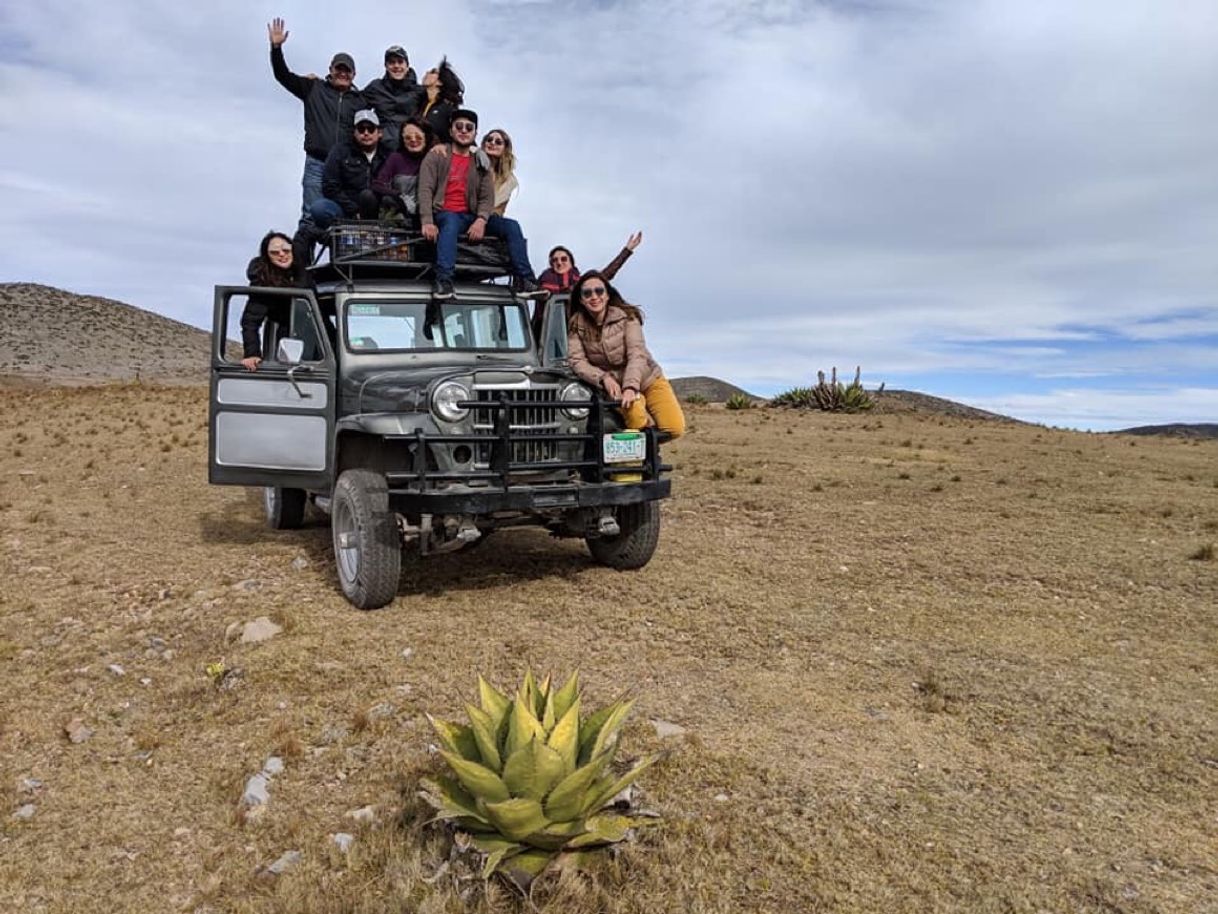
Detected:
left=603, top=432, right=646, bottom=464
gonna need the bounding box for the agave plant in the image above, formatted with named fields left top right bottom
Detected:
left=420, top=671, right=660, bottom=887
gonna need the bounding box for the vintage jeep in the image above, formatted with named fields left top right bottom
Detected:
left=208, top=227, right=671, bottom=609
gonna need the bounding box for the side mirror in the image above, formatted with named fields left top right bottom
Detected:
left=277, top=338, right=305, bottom=365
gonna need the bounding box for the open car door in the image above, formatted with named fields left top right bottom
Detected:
left=208, top=286, right=336, bottom=491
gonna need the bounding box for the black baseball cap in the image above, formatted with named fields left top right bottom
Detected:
left=330, top=52, right=355, bottom=71
left=384, top=45, right=408, bottom=63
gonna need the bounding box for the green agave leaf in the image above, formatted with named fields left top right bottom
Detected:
left=427, top=714, right=481, bottom=762
left=543, top=753, right=611, bottom=822
left=541, top=688, right=557, bottom=731
left=472, top=836, right=528, bottom=879
left=465, top=704, right=503, bottom=773
left=523, top=818, right=588, bottom=851
left=546, top=698, right=581, bottom=775
left=537, top=672, right=552, bottom=703
left=589, top=698, right=635, bottom=762
left=483, top=796, right=552, bottom=842
left=551, top=671, right=580, bottom=721
left=506, top=695, right=547, bottom=758
left=454, top=814, right=499, bottom=833
left=564, top=813, right=636, bottom=848
left=582, top=752, right=663, bottom=816
left=477, top=675, right=512, bottom=731
left=577, top=700, right=622, bottom=765
left=502, top=738, right=567, bottom=801
left=440, top=750, right=510, bottom=803
left=501, top=848, right=557, bottom=893
left=518, top=669, right=540, bottom=719
left=419, top=774, right=490, bottom=825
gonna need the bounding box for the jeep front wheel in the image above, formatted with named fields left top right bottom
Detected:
left=586, top=500, right=661, bottom=569
left=264, top=486, right=307, bottom=530
left=331, top=469, right=401, bottom=610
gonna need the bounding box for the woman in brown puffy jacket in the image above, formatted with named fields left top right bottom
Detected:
left=567, top=271, right=685, bottom=438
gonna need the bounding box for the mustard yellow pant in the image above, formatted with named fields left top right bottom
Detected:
left=621, top=376, right=686, bottom=439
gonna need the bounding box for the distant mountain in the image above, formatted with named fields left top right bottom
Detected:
left=669, top=376, right=759, bottom=402
left=0, top=283, right=223, bottom=384
left=871, top=390, right=1021, bottom=422
left=1113, top=423, right=1218, bottom=440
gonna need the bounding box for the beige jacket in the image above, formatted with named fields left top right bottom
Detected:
left=567, top=305, right=662, bottom=393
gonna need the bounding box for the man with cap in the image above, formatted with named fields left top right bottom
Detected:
left=418, top=109, right=547, bottom=302
left=309, top=109, right=391, bottom=230
left=362, top=45, right=420, bottom=153
left=267, top=17, right=365, bottom=227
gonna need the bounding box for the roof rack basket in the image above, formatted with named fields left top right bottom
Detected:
left=308, top=219, right=514, bottom=284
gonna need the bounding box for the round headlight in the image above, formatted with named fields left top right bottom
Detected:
left=432, top=381, right=470, bottom=422
left=561, top=381, right=592, bottom=420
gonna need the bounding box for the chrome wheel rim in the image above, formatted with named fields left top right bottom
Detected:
left=334, top=499, right=360, bottom=584
left=263, top=487, right=276, bottom=521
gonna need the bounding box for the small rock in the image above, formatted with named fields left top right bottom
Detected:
left=713, top=793, right=730, bottom=803
left=13, top=804, right=36, bottom=821
left=173, top=827, right=191, bottom=838
left=263, top=757, right=285, bottom=777
left=218, top=668, right=245, bottom=691
left=368, top=702, right=395, bottom=720
left=224, top=621, right=242, bottom=642
left=242, top=774, right=270, bottom=807
left=266, top=849, right=302, bottom=875
left=400, top=647, right=415, bottom=661
left=157, top=588, right=172, bottom=601
left=650, top=719, right=687, bottom=739
left=346, top=805, right=376, bottom=825
left=139, top=677, right=152, bottom=686
left=64, top=718, right=93, bottom=744
left=161, top=649, right=175, bottom=661
left=149, top=636, right=167, bottom=651
left=17, top=777, right=43, bottom=794
left=108, top=664, right=126, bottom=677
left=27, top=566, right=53, bottom=574
left=290, top=556, right=310, bottom=571
left=240, top=617, right=283, bottom=644
left=319, top=724, right=349, bottom=745
left=232, top=579, right=262, bottom=593
left=331, top=832, right=355, bottom=853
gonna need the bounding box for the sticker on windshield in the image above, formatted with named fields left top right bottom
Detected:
left=349, top=304, right=381, bottom=316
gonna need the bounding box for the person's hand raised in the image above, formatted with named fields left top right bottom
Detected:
left=267, top=18, right=289, bottom=47
left=625, top=230, right=643, bottom=252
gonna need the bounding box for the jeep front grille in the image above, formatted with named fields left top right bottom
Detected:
left=472, top=385, right=563, bottom=467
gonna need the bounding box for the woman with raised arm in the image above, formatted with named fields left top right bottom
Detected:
left=480, top=128, right=518, bottom=215
left=372, top=117, right=436, bottom=218
left=538, top=231, right=642, bottom=294
left=240, top=231, right=309, bottom=371
left=566, top=270, right=684, bottom=438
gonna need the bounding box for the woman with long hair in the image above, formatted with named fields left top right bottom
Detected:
left=418, top=57, right=464, bottom=141
left=480, top=127, right=518, bottom=215
left=538, top=232, right=642, bottom=294
left=372, top=117, right=436, bottom=218
left=241, top=231, right=309, bottom=371
left=567, top=270, right=684, bottom=438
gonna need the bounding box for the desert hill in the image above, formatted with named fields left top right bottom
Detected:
left=0, top=282, right=216, bottom=384
left=669, top=375, right=758, bottom=402
left=1114, top=422, right=1218, bottom=440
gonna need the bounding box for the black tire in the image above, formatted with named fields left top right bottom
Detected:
left=264, top=486, right=307, bottom=530
left=331, top=469, right=401, bottom=610
left=586, top=500, right=661, bottom=569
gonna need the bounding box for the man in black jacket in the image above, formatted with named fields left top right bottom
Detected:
left=362, top=45, right=420, bottom=153
left=267, top=17, right=365, bottom=227
left=311, top=110, right=390, bottom=229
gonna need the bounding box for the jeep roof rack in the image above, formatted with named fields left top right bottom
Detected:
left=307, top=220, right=514, bottom=286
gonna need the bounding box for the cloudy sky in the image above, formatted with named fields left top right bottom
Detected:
left=1, top=0, right=1215, bottom=430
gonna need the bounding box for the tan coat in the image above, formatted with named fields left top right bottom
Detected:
left=567, top=305, right=662, bottom=393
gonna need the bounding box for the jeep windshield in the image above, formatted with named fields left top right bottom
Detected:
left=344, top=300, right=531, bottom=352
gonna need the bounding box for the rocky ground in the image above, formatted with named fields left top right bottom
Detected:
left=1, top=384, right=1216, bottom=913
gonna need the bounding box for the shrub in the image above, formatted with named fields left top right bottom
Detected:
left=684, top=393, right=708, bottom=406
left=770, top=367, right=875, bottom=412
left=725, top=393, right=753, bottom=411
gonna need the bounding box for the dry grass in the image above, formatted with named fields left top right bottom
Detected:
left=1, top=386, right=1216, bottom=913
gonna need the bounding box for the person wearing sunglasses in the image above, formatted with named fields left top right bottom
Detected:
left=266, top=18, right=365, bottom=229
left=309, top=110, right=390, bottom=230
left=240, top=231, right=310, bottom=372
left=372, top=118, right=436, bottom=219
left=417, top=108, right=548, bottom=302
left=480, top=129, right=518, bottom=215
left=566, top=271, right=685, bottom=438
left=538, top=232, right=643, bottom=294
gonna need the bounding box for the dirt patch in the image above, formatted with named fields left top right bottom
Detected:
left=1, top=387, right=1215, bottom=913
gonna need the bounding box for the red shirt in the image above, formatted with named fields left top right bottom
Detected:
left=442, top=152, right=471, bottom=212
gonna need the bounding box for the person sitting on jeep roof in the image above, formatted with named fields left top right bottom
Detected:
left=417, top=108, right=547, bottom=302
left=240, top=231, right=310, bottom=372
left=567, top=271, right=685, bottom=439
left=309, top=109, right=391, bottom=230
left=480, top=128, right=518, bottom=215
left=266, top=17, right=364, bottom=229
left=417, top=58, right=464, bottom=143
left=372, top=117, right=436, bottom=220
left=362, top=44, right=419, bottom=153
left=538, top=232, right=642, bottom=294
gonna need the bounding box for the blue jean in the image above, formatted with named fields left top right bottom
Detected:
left=300, top=155, right=326, bottom=226
left=309, top=198, right=344, bottom=230
left=432, top=210, right=536, bottom=282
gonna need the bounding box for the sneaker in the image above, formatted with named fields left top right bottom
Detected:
left=512, top=277, right=549, bottom=301
left=431, top=279, right=455, bottom=301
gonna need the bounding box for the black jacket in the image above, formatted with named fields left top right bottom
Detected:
left=241, top=249, right=311, bottom=358
left=322, top=142, right=391, bottom=216
left=420, top=99, right=457, bottom=145
left=363, top=70, right=421, bottom=148
left=271, top=46, right=365, bottom=160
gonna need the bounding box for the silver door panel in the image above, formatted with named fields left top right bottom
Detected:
left=215, top=412, right=327, bottom=470
left=217, top=377, right=329, bottom=409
